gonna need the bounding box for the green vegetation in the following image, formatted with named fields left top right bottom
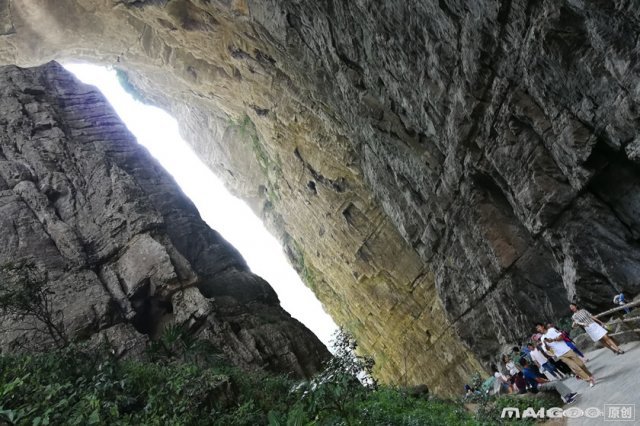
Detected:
left=115, top=68, right=150, bottom=104
left=229, top=114, right=270, bottom=171
left=554, top=315, right=585, bottom=338
left=0, top=346, right=274, bottom=425
left=0, top=263, right=68, bottom=348
left=0, top=328, right=483, bottom=425
left=464, top=369, right=563, bottom=425
left=285, top=238, right=315, bottom=292
left=228, top=114, right=252, bottom=134
left=1, top=264, right=562, bottom=425
left=228, top=114, right=282, bottom=204
left=474, top=394, right=561, bottom=425
left=300, top=257, right=318, bottom=293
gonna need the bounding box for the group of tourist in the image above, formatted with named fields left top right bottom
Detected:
left=473, top=302, right=628, bottom=404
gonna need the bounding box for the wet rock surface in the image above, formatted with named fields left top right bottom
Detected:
left=0, top=62, right=329, bottom=378
left=1, top=1, right=640, bottom=395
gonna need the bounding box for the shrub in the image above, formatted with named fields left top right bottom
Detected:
left=0, top=262, right=68, bottom=348
left=0, top=329, right=478, bottom=425
left=0, top=346, right=236, bottom=425
left=356, top=387, right=474, bottom=426
left=290, top=328, right=376, bottom=424
left=146, top=323, right=225, bottom=367
left=475, top=393, right=561, bottom=425
left=268, top=329, right=475, bottom=426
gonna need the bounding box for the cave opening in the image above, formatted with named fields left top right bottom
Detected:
left=63, top=63, right=337, bottom=347
left=129, top=280, right=174, bottom=337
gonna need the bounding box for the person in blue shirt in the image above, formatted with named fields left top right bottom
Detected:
left=518, top=358, right=578, bottom=404
left=613, top=293, right=631, bottom=314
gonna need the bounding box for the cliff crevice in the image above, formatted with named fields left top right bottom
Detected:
left=1, top=0, right=639, bottom=395
left=0, top=62, right=329, bottom=378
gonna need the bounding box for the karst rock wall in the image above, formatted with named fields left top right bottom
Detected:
left=1, top=0, right=639, bottom=395
left=0, top=61, right=329, bottom=378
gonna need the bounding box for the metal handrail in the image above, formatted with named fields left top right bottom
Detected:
left=589, top=299, right=640, bottom=337
left=594, top=299, right=640, bottom=319
left=609, top=328, right=640, bottom=337
left=603, top=315, right=640, bottom=327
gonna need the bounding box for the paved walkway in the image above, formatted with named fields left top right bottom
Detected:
left=563, top=341, right=639, bottom=425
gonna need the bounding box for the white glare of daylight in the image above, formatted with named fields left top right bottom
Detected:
left=64, top=63, right=338, bottom=347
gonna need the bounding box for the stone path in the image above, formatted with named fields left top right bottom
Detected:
left=563, top=341, right=640, bottom=425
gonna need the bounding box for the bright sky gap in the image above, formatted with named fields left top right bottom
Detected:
left=64, top=63, right=337, bottom=348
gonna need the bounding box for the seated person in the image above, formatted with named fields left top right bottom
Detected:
left=519, top=358, right=578, bottom=404
left=491, top=363, right=511, bottom=395
left=512, top=371, right=527, bottom=393
left=480, top=376, right=495, bottom=395
left=464, top=384, right=474, bottom=398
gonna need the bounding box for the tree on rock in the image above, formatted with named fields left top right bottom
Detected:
left=0, top=262, right=68, bottom=348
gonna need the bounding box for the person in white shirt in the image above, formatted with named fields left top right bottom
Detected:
left=490, top=363, right=511, bottom=395
left=527, top=343, right=563, bottom=379
left=502, top=354, right=519, bottom=376
left=536, top=323, right=596, bottom=387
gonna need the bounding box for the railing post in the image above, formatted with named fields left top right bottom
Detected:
left=594, top=299, right=640, bottom=339
left=594, top=300, right=640, bottom=319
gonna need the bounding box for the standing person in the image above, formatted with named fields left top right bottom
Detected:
left=533, top=333, right=573, bottom=375
left=613, top=293, right=631, bottom=314
left=536, top=323, right=596, bottom=387
left=518, top=358, right=578, bottom=404
left=570, top=303, right=625, bottom=355
left=527, top=343, right=563, bottom=379
left=510, top=346, right=527, bottom=365
left=547, top=322, right=587, bottom=360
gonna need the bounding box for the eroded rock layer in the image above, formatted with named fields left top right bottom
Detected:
left=1, top=0, right=639, bottom=395
left=0, top=62, right=329, bottom=378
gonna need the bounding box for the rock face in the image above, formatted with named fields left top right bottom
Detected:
left=0, top=62, right=329, bottom=378
left=1, top=0, right=640, bottom=395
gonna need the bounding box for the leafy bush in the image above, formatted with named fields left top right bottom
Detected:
left=267, top=329, right=475, bottom=426
left=146, top=323, right=225, bottom=367
left=356, top=388, right=474, bottom=426
left=0, top=263, right=68, bottom=348
left=0, top=346, right=236, bottom=425
left=475, top=393, right=561, bottom=425
left=554, top=316, right=584, bottom=338
left=289, top=328, right=377, bottom=424
left=0, top=329, right=477, bottom=425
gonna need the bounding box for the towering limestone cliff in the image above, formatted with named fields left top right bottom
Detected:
left=0, top=62, right=329, bottom=378
left=1, top=0, right=639, bottom=395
